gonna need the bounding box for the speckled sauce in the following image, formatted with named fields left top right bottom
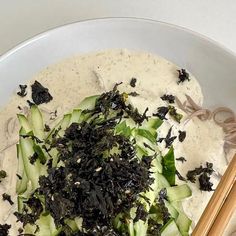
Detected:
left=0, top=49, right=235, bottom=235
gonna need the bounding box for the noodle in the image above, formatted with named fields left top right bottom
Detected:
left=176, top=95, right=236, bottom=153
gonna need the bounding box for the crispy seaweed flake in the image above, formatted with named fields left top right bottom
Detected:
left=44, top=124, right=51, bottom=132
left=178, top=130, right=186, bottom=142
left=20, top=134, right=43, bottom=144
left=17, top=85, right=27, bottom=97
left=153, top=107, right=169, bottom=120
left=177, top=69, right=190, bottom=84
left=34, top=117, right=153, bottom=233
left=130, top=78, right=137, bottom=87
left=147, top=218, right=162, bottom=236
left=29, top=153, right=38, bottom=165
left=0, top=224, right=11, bottom=236
left=14, top=197, right=43, bottom=227
left=87, top=84, right=148, bottom=125
left=199, top=172, right=214, bottom=191
left=160, top=94, right=175, bottom=104
left=27, top=100, right=35, bottom=107
left=158, top=189, right=170, bottom=224
left=168, top=106, right=183, bottom=123
left=16, top=174, right=22, bottom=180
left=128, top=92, right=139, bottom=97
left=187, top=162, right=214, bottom=191
left=158, top=127, right=177, bottom=148
left=31, top=81, right=53, bottom=105
left=133, top=202, right=148, bottom=223
left=0, top=170, right=7, bottom=183
left=2, top=193, right=14, bottom=205
left=176, top=157, right=187, bottom=163
left=176, top=170, right=186, bottom=182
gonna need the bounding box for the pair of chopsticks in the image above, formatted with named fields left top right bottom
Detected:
left=192, top=154, right=236, bottom=236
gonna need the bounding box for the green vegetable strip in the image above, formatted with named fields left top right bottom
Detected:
left=30, top=105, right=45, bottom=140
left=19, top=137, right=41, bottom=190
left=162, top=146, right=176, bottom=186
left=16, top=144, right=28, bottom=194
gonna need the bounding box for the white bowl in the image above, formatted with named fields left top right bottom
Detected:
left=0, top=17, right=236, bottom=110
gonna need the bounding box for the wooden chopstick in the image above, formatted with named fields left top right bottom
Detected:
left=192, top=154, right=236, bottom=236
left=208, top=183, right=236, bottom=236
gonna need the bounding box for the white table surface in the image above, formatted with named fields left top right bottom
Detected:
left=0, top=1, right=235, bottom=235
left=0, top=0, right=236, bottom=56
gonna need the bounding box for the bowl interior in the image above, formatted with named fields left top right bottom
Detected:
left=0, top=18, right=236, bottom=110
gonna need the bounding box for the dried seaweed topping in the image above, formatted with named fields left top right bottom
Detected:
left=178, top=130, right=186, bottom=142
left=20, top=134, right=43, bottom=144
left=2, top=193, right=14, bottom=205
left=168, top=106, right=183, bottom=123
left=177, top=69, right=190, bottom=84
left=130, top=78, right=137, bottom=87
left=16, top=174, right=22, bottom=180
left=128, top=92, right=139, bottom=97
left=176, top=170, right=186, bottom=182
left=31, top=81, right=53, bottom=105
left=158, top=189, right=170, bottom=224
left=153, top=107, right=169, bottom=120
left=29, top=116, right=154, bottom=233
left=158, top=127, right=177, bottom=148
left=87, top=84, right=148, bottom=125
left=147, top=218, right=162, bottom=236
left=27, top=100, right=35, bottom=108
left=17, top=85, right=27, bottom=97
left=186, top=162, right=214, bottom=191
left=0, top=224, right=11, bottom=236
left=199, top=172, right=214, bottom=191
left=160, top=94, right=175, bottom=104
left=176, top=157, right=187, bottom=163
left=44, top=124, right=51, bottom=132
left=0, top=170, right=7, bottom=183
left=14, top=197, right=43, bottom=227
left=133, top=202, right=148, bottom=223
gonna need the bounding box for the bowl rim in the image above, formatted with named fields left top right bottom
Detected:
left=1, top=17, right=236, bottom=63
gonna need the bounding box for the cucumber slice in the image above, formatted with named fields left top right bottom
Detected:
left=20, top=137, right=41, bottom=190
left=24, top=214, right=59, bottom=236
left=164, top=200, right=179, bottom=219
left=136, top=128, right=156, bottom=143
left=30, top=105, right=45, bottom=140
left=70, top=109, right=82, bottom=124
left=17, top=195, right=27, bottom=213
left=16, top=144, right=28, bottom=194
left=128, top=219, right=135, bottom=236
left=152, top=156, right=163, bottom=174
left=142, top=118, right=163, bottom=130
left=161, top=219, right=182, bottom=236
left=156, top=173, right=170, bottom=189
left=17, top=114, right=32, bottom=133
left=166, top=184, right=192, bottom=202
left=176, top=211, right=192, bottom=235
left=58, top=113, right=72, bottom=136
left=78, top=95, right=99, bottom=110
left=134, top=220, right=148, bottom=236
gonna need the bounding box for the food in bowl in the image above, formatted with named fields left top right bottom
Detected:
left=0, top=49, right=235, bottom=235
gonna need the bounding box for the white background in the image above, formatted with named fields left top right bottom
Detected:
left=0, top=0, right=236, bottom=55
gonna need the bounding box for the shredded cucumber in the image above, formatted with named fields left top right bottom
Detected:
left=166, top=184, right=192, bottom=202
left=15, top=93, right=193, bottom=236
left=176, top=211, right=192, bottom=235
left=16, top=144, right=28, bottom=194
left=17, top=114, right=32, bottom=133
left=161, top=219, right=182, bottom=236
left=30, top=105, right=45, bottom=140
left=19, top=137, right=41, bottom=190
